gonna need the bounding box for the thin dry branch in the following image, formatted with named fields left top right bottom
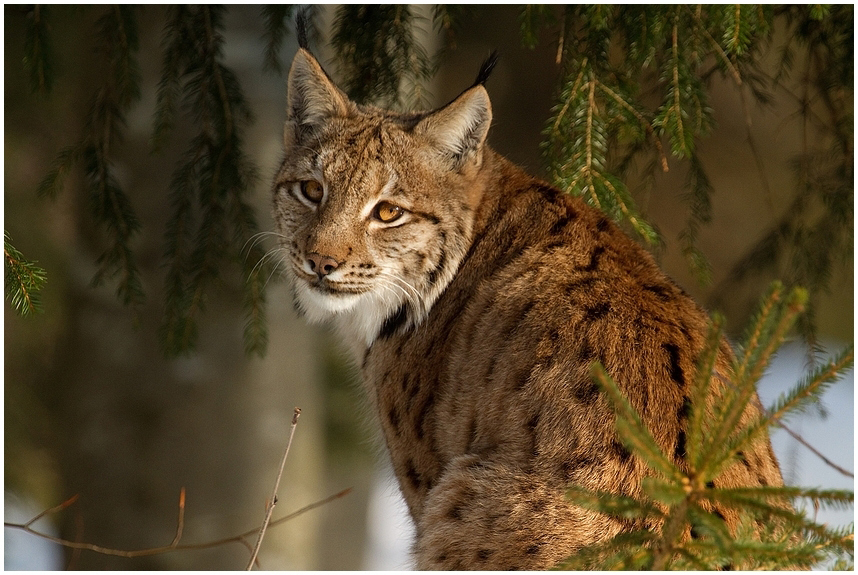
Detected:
left=170, top=487, right=186, bottom=547
left=744, top=358, right=854, bottom=481
left=23, top=493, right=80, bottom=529
left=774, top=423, right=854, bottom=479
left=738, top=85, right=776, bottom=215
left=247, top=406, right=302, bottom=570
left=4, top=485, right=351, bottom=563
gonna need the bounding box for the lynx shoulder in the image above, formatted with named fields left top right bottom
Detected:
left=272, top=48, right=785, bottom=570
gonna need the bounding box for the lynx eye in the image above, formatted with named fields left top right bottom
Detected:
left=299, top=180, right=324, bottom=204
left=373, top=201, right=405, bottom=223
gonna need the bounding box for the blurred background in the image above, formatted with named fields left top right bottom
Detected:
left=4, top=5, right=852, bottom=569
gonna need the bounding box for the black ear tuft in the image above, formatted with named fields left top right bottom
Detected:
left=296, top=8, right=311, bottom=50
left=473, top=51, right=499, bottom=87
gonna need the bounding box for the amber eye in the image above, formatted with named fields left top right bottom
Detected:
left=373, top=201, right=404, bottom=223
left=300, top=180, right=324, bottom=204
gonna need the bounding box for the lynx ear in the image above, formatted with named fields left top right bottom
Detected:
left=285, top=49, right=351, bottom=135
left=415, top=85, right=492, bottom=168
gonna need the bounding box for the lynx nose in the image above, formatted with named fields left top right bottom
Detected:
left=307, top=252, right=341, bottom=278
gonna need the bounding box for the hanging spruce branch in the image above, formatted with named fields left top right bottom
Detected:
left=4, top=231, right=47, bottom=317
left=23, top=4, right=54, bottom=94
left=36, top=5, right=145, bottom=308
left=679, top=152, right=714, bottom=285
left=532, top=5, right=852, bottom=305
left=261, top=5, right=295, bottom=75
left=331, top=5, right=434, bottom=109
left=261, top=6, right=322, bottom=77
left=545, top=55, right=660, bottom=246
left=154, top=5, right=268, bottom=357
left=712, top=5, right=854, bottom=345
left=558, top=282, right=854, bottom=570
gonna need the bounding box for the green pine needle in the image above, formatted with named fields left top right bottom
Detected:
left=23, top=5, right=54, bottom=94
left=4, top=232, right=47, bottom=316
left=591, top=362, right=685, bottom=484
left=331, top=5, right=434, bottom=109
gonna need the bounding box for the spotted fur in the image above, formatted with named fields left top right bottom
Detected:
left=272, top=49, right=785, bottom=570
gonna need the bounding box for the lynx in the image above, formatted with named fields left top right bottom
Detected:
left=272, top=47, right=785, bottom=570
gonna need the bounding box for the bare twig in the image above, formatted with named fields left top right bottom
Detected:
left=4, top=485, right=351, bottom=563
left=4, top=406, right=351, bottom=567
left=774, top=422, right=854, bottom=479
left=746, top=370, right=855, bottom=480
left=24, top=493, right=79, bottom=529
left=170, top=487, right=186, bottom=547
left=246, top=407, right=302, bottom=570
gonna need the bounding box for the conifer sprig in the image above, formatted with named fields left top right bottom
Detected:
left=679, top=153, right=715, bottom=285
left=560, top=282, right=854, bottom=570
left=4, top=232, right=47, bottom=317
left=545, top=58, right=659, bottom=245
left=23, top=4, right=54, bottom=94
left=261, top=5, right=294, bottom=74
left=710, top=4, right=852, bottom=341
left=684, top=314, right=724, bottom=469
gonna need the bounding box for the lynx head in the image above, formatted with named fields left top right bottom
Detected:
left=273, top=48, right=494, bottom=349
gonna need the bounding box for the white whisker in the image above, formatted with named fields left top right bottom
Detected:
left=242, top=230, right=288, bottom=259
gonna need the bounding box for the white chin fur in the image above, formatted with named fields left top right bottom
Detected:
left=294, top=279, right=404, bottom=356
left=294, top=280, right=363, bottom=322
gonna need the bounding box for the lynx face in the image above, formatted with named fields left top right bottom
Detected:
left=273, top=49, right=491, bottom=350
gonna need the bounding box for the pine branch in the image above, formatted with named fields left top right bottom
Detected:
left=331, top=5, right=434, bottom=108
left=261, top=6, right=294, bottom=74
left=33, top=6, right=145, bottom=308
left=718, top=346, right=855, bottom=478
left=765, top=346, right=854, bottom=425
left=685, top=315, right=724, bottom=470
left=84, top=6, right=145, bottom=307
left=711, top=486, right=854, bottom=512
left=156, top=6, right=267, bottom=357
left=4, top=232, right=48, bottom=316
left=698, top=284, right=807, bottom=479
left=519, top=5, right=557, bottom=50
left=23, top=4, right=54, bottom=94
left=37, top=145, right=82, bottom=200
left=653, top=12, right=712, bottom=160
left=591, top=363, right=685, bottom=484
left=227, top=169, right=269, bottom=358
left=555, top=529, right=658, bottom=570
left=566, top=485, right=665, bottom=521
left=151, top=6, right=195, bottom=153
left=678, top=152, right=714, bottom=286
left=546, top=61, right=658, bottom=244
left=562, top=278, right=853, bottom=570
left=160, top=151, right=198, bottom=354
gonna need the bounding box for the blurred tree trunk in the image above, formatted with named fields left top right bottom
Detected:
left=5, top=6, right=329, bottom=569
